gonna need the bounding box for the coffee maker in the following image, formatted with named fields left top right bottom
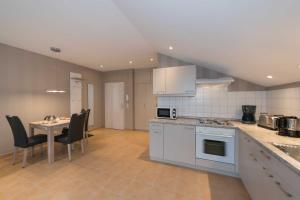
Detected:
left=242, top=105, right=256, bottom=124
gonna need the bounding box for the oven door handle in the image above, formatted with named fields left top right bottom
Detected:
left=196, top=133, right=234, bottom=138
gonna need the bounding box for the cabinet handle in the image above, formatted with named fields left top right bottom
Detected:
left=260, top=150, right=271, bottom=160
left=275, top=181, right=293, bottom=198
left=153, top=131, right=161, bottom=134
left=262, top=166, right=273, bottom=178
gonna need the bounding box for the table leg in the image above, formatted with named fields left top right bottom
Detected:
left=29, top=126, right=34, bottom=137
left=47, top=128, right=54, bottom=164
left=29, top=125, right=34, bottom=157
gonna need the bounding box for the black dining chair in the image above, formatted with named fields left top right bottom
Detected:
left=54, top=112, right=86, bottom=161
left=61, top=109, right=86, bottom=137
left=6, top=115, right=47, bottom=167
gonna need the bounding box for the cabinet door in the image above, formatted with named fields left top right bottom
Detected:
left=164, top=124, right=195, bottom=165
left=153, top=68, right=166, bottom=95
left=149, top=123, right=164, bottom=159
left=135, top=83, right=147, bottom=130
left=165, top=65, right=196, bottom=95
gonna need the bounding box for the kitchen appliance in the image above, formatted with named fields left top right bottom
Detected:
left=242, top=105, right=256, bottom=124
left=257, top=114, right=282, bottom=130
left=156, top=107, right=176, bottom=119
left=277, top=116, right=300, bottom=137
left=196, top=124, right=235, bottom=164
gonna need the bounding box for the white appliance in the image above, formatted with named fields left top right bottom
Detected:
left=156, top=107, right=177, bottom=119
left=196, top=126, right=235, bottom=164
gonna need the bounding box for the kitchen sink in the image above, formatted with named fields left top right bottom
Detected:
left=272, top=143, right=300, bottom=162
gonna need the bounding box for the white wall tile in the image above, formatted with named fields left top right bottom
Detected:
left=157, top=86, right=300, bottom=119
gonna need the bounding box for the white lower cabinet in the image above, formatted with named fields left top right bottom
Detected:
left=239, top=133, right=299, bottom=200
left=164, top=124, right=196, bottom=166
left=149, top=123, right=164, bottom=159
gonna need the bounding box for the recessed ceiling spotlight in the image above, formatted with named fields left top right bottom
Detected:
left=100, top=65, right=104, bottom=68
left=129, top=60, right=133, bottom=64
left=168, top=46, right=173, bottom=50
left=267, top=75, right=273, bottom=79
left=150, top=58, right=154, bottom=62
left=297, top=64, right=300, bottom=69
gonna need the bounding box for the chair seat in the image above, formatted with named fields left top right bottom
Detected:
left=55, top=134, right=70, bottom=144
left=26, top=134, right=47, bottom=147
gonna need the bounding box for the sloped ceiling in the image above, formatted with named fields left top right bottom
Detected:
left=113, top=0, right=300, bottom=86
left=0, top=0, right=156, bottom=71
left=0, top=0, right=300, bottom=86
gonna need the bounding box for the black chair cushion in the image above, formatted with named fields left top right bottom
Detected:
left=25, top=134, right=47, bottom=148
left=54, top=135, right=69, bottom=144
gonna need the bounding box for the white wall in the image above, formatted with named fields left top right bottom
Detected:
left=267, top=87, right=300, bottom=117
left=157, top=86, right=267, bottom=120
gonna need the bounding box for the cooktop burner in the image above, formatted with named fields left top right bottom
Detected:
left=198, top=118, right=233, bottom=127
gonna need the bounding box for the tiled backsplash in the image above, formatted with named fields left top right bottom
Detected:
left=157, top=86, right=267, bottom=119
left=267, top=87, right=300, bottom=117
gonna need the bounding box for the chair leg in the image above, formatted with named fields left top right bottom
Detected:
left=71, top=144, right=75, bottom=151
left=22, top=148, right=28, bottom=168
left=81, top=140, right=85, bottom=154
left=67, top=144, right=72, bottom=161
left=85, top=131, right=88, bottom=144
left=12, top=147, right=17, bottom=165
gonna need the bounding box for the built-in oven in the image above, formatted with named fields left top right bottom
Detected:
left=196, top=126, right=235, bottom=164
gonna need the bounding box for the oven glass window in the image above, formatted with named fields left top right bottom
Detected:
left=203, top=139, right=225, bottom=156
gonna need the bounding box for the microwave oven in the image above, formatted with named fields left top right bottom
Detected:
left=157, top=107, right=176, bottom=119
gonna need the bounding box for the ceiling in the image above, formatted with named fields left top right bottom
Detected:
left=1, top=0, right=300, bottom=86
left=0, top=0, right=156, bottom=71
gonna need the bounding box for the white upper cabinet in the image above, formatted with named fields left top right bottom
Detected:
left=153, top=67, right=166, bottom=95
left=153, top=65, right=196, bottom=96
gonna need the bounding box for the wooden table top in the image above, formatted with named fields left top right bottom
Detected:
left=30, top=119, right=70, bottom=127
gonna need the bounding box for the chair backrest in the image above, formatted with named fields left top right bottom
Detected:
left=67, top=112, right=86, bottom=143
left=84, top=109, right=90, bottom=132
left=6, top=115, right=28, bottom=147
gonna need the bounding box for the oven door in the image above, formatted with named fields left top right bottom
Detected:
left=196, top=133, right=235, bottom=164
left=157, top=108, right=170, bottom=118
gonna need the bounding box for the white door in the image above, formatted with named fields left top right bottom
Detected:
left=105, top=82, right=125, bottom=130
left=70, top=72, right=82, bottom=115
left=88, top=84, right=94, bottom=126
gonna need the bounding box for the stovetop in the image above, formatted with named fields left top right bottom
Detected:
left=198, top=118, right=233, bottom=127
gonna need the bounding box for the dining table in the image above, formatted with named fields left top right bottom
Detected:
left=29, top=119, right=70, bottom=164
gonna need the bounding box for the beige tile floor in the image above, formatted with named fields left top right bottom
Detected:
left=0, top=129, right=250, bottom=200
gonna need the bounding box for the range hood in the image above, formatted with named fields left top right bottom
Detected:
left=196, top=77, right=234, bottom=87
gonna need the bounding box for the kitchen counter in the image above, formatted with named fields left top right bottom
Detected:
left=232, top=121, right=300, bottom=175
left=150, top=118, right=300, bottom=175
left=150, top=117, right=237, bottom=129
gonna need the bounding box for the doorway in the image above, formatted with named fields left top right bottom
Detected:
left=70, top=72, right=82, bottom=115
left=105, top=82, right=125, bottom=129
